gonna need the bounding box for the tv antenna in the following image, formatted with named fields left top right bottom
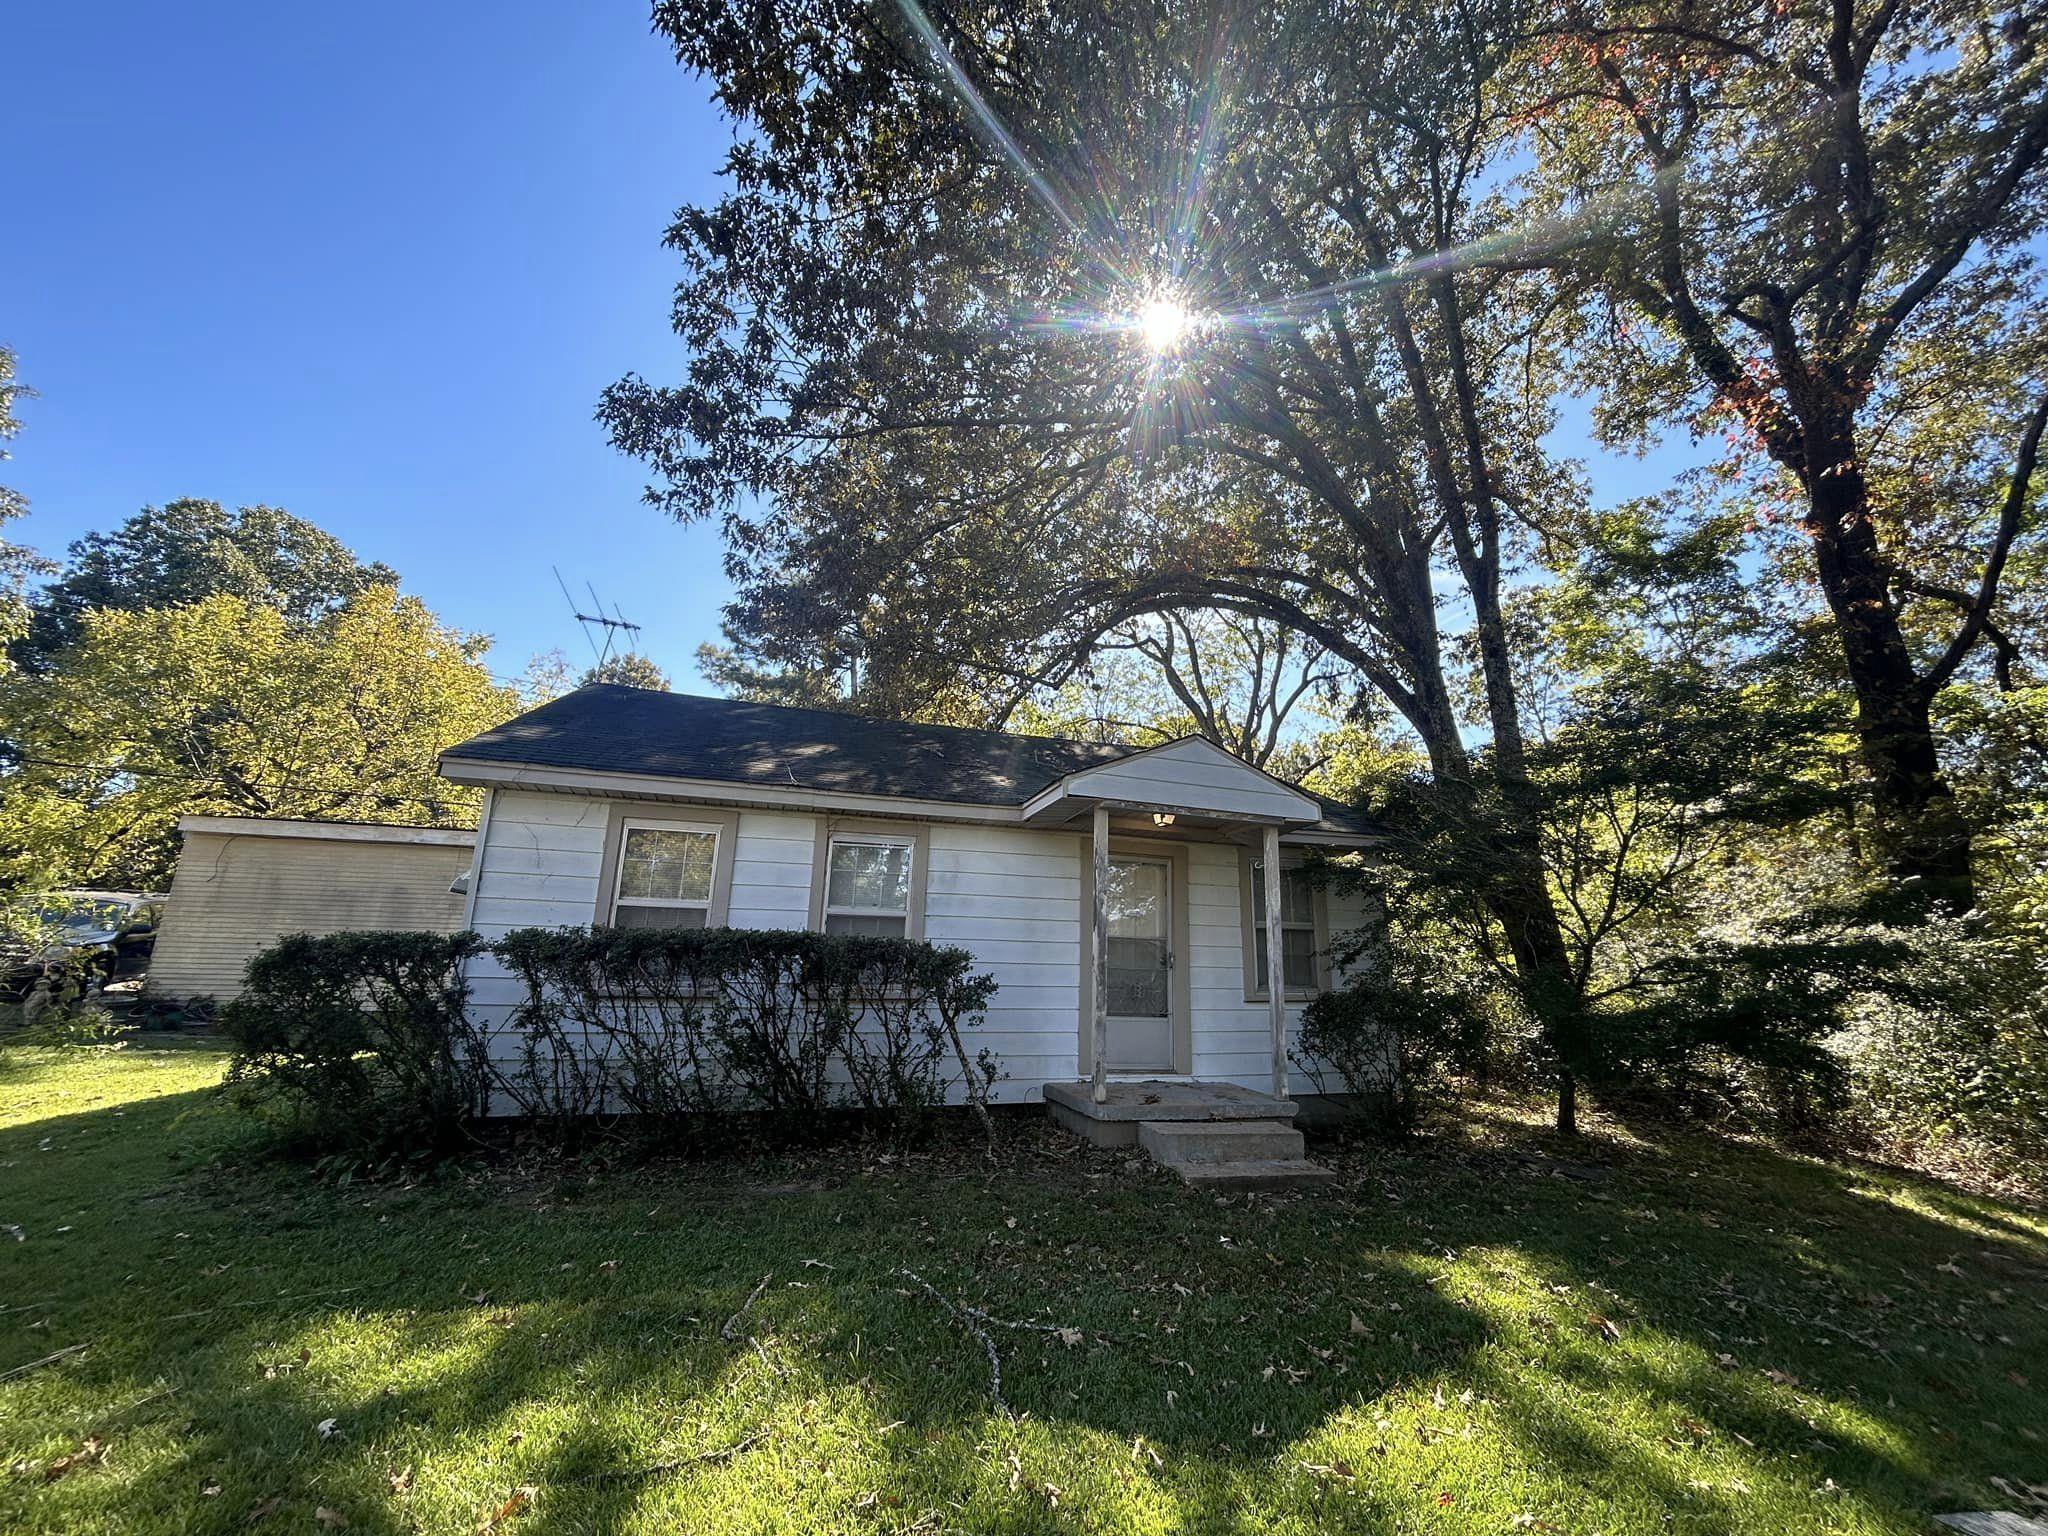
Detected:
left=552, top=567, right=642, bottom=672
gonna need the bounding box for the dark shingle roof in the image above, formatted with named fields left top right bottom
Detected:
left=442, top=685, right=1379, bottom=837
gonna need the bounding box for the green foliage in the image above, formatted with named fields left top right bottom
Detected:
left=1841, top=914, right=2048, bottom=1181
left=218, top=930, right=489, bottom=1154
left=579, top=651, right=671, bottom=691
left=13, top=498, right=397, bottom=671
left=0, top=586, right=517, bottom=890
left=1524, top=0, right=2048, bottom=904
left=1294, top=927, right=1494, bottom=1133
left=219, top=926, right=1002, bottom=1157
left=491, top=925, right=1000, bottom=1141
left=0, top=345, right=53, bottom=676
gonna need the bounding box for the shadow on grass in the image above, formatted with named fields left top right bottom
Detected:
left=3, top=1080, right=2044, bottom=1534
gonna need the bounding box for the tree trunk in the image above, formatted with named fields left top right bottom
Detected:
left=1803, top=429, right=1975, bottom=912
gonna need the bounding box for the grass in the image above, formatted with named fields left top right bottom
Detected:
left=1, top=1044, right=2044, bottom=1535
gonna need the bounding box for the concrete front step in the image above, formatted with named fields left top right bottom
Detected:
left=1043, top=1079, right=1298, bottom=1123
left=1044, top=1079, right=1300, bottom=1148
left=1139, top=1119, right=1304, bottom=1164
left=1167, top=1156, right=1339, bottom=1191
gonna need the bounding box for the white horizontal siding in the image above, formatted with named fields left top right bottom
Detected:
left=728, top=811, right=814, bottom=930
left=925, top=824, right=1082, bottom=1095
left=457, top=791, right=1380, bottom=1107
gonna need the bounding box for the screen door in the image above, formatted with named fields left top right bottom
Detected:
left=1101, top=855, right=1174, bottom=1071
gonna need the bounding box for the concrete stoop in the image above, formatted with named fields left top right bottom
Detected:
left=1044, top=1080, right=1337, bottom=1190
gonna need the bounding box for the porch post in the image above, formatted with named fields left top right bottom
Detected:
left=1090, top=803, right=1111, bottom=1104
left=1263, top=823, right=1288, bottom=1100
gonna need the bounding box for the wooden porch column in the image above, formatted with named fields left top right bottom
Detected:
left=1263, top=823, right=1288, bottom=1100
left=1090, top=803, right=1111, bottom=1104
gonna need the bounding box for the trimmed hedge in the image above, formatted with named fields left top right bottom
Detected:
left=219, top=930, right=488, bottom=1152
left=220, top=926, right=1000, bottom=1154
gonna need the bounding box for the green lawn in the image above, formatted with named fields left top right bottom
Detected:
left=1, top=1045, right=2043, bottom=1534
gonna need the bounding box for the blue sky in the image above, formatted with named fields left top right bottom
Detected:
left=6, top=3, right=1697, bottom=698
left=6, top=3, right=733, bottom=688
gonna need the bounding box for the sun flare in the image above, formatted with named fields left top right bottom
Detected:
left=1137, top=296, right=1195, bottom=354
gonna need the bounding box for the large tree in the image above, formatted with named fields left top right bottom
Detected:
left=0, top=587, right=516, bottom=890
left=609, top=0, right=1624, bottom=1123
left=14, top=498, right=397, bottom=671
left=1525, top=0, right=2048, bottom=911
left=0, top=346, right=52, bottom=674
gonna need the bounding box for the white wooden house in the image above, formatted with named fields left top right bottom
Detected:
left=437, top=685, right=1380, bottom=1110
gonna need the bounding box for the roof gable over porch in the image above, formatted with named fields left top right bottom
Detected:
left=1020, top=734, right=1320, bottom=830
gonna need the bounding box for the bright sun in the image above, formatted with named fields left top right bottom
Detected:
left=1137, top=296, right=1194, bottom=354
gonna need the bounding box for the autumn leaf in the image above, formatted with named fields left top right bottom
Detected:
left=476, top=1485, right=536, bottom=1530
left=43, top=1434, right=107, bottom=1482
left=314, top=1508, right=349, bottom=1530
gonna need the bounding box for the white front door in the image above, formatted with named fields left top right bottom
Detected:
left=1102, top=855, right=1175, bottom=1071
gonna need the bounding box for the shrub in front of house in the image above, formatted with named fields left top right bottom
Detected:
left=490, top=926, right=1000, bottom=1141
left=220, top=926, right=1000, bottom=1156
left=219, top=929, right=489, bottom=1154
left=1294, top=963, right=1489, bottom=1134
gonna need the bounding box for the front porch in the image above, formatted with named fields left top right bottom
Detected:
left=1019, top=735, right=1333, bottom=1102
left=1043, top=1078, right=1336, bottom=1189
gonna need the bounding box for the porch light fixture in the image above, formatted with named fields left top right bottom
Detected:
left=1152, top=812, right=1176, bottom=827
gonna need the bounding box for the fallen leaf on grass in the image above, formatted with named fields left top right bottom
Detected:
left=44, top=1435, right=107, bottom=1481
left=315, top=1418, right=340, bottom=1439
left=244, top=1495, right=283, bottom=1525
left=387, top=1467, right=413, bottom=1494
left=476, top=1486, right=536, bottom=1530
left=1764, top=1369, right=1801, bottom=1387
left=1055, top=1327, right=1082, bottom=1347
left=314, top=1508, right=349, bottom=1529
left=1297, top=1458, right=1356, bottom=1481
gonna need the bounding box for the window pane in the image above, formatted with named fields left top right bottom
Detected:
left=614, top=903, right=708, bottom=930
left=1253, top=926, right=1319, bottom=992
left=824, top=911, right=908, bottom=937
left=1283, top=925, right=1317, bottom=989
left=1105, top=860, right=1166, bottom=938
left=618, top=827, right=716, bottom=902
left=826, top=840, right=910, bottom=912
left=1107, top=936, right=1169, bottom=1016
left=1282, top=867, right=1315, bottom=924
left=1252, top=861, right=1315, bottom=924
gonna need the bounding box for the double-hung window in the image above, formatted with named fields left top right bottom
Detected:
left=822, top=834, right=914, bottom=936
left=1248, top=858, right=1320, bottom=995
left=611, top=821, right=721, bottom=929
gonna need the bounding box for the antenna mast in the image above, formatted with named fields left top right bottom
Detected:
left=552, top=567, right=643, bottom=673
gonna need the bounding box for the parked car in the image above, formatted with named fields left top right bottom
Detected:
left=2, top=890, right=166, bottom=1000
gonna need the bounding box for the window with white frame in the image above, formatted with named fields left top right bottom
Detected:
left=611, top=821, right=720, bottom=929
left=822, top=833, right=913, bottom=936
left=1248, top=858, right=1320, bottom=994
